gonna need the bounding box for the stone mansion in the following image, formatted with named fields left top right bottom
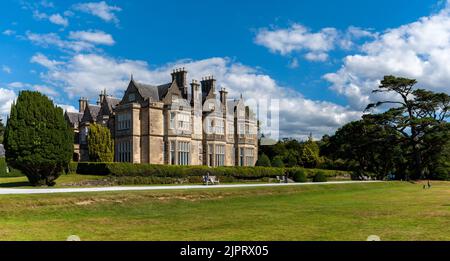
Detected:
left=65, top=68, right=258, bottom=167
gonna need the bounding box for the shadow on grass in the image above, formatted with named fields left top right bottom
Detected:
left=0, top=181, right=32, bottom=188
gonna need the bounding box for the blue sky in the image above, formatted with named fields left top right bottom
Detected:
left=1, top=0, right=449, bottom=139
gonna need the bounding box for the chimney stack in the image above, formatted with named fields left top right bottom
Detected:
left=171, top=68, right=188, bottom=99
left=190, top=79, right=201, bottom=107
left=200, top=76, right=216, bottom=100
left=79, top=97, right=88, bottom=114
left=219, top=87, right=228, bottom=105
left=99, top=89, right=106, bottom=104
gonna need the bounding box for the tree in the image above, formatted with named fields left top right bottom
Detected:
left=300, top=134, right=321, bottom=168
left=256, top=153, right=271, bottom=167
left=324, top=119, right=404, bottom=180
left=365, top=76, right=450, bottom=179
left=4, top=91, right=73, bottom=186
left=88, top=123, right=114, bottom=162
left=0, top=117, right=5, bottom=144
left=271, top=156, right=285, bottom=167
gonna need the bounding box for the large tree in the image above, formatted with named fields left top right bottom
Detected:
left=365, top=76, right=449, bottom=179
left=88, top=123, right=114, bottom=162
left=300, top=134, right=321, bottom=168
left=4, top=91, right=73, bottom=186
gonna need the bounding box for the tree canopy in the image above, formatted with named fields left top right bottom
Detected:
left=4, top=91, right=73, bottom=186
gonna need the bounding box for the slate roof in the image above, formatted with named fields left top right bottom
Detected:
left=81, top=104, right=101, bottom=123
left=104, top=96, right=121, bottom=112
left=0, top=144, right=5, bottom=157
left=65, top=112, right=83, bottom=127
left=88, top=105, right=101, bottom=120
left=133, top=80, right=172, bottom=101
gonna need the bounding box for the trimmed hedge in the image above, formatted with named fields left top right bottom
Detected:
left=288, top=168, right=307, bottom=182
left=71, top=162, right=286, bottom=180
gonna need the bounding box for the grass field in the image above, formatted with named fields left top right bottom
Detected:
left=0, top=181, right=448, bottom=241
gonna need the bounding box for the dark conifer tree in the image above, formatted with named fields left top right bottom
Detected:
left=4, top=91, right=73, bottom=186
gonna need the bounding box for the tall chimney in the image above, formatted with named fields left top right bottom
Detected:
left=171, top=68, right=188, bottom=99
left=99, top=89, right=106, bottom=104
left=200, top=76, right=216, bottom=100
left=190, top=79, right=201, bottom=107
left=219, top=87, right=228, bottom=105
left=79, top=97, right=87, bottom=114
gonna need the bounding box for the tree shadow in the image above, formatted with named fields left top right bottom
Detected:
left=0, top=181, right=32, bottom=188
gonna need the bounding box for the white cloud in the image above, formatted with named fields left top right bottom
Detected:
left=255, top=24, right=377, bottom=62
left=57, top=104, right=78, bottom=113
left=33, top=53, right=361, bottom=138
left=32, top=9, right=68, bottom=27
left=31, top=53, right=64, bottom=68
left=7, top=82, right=31, bottom=88
left=69, top=30, right=115, bottom=45
left=2, top=65, right=12, bottom=74
left=49, top=13, right=69, bottom=27
left=26, top=32, right=97, bottom=53
left=33, top=85, right=59, bottom=97
left=2, top=29, right=16, bottom=36
left=73, top=1, right=121, bottom=23
left=0, top=88, right=16, bottom=119
left=324, top=2, right=450, bottom=110
left=255, top=24, right=338, bottom=57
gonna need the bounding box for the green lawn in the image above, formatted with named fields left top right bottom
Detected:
left=0, top=181, right=448, bottom=241
left=0, top=174, right=108, bottom=188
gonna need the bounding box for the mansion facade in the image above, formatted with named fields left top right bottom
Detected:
left=65, top=68, right=258, bottom=167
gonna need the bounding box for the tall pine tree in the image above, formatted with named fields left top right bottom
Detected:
left=4, top=91, right=73, bottom=186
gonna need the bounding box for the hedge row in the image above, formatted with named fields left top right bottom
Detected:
left=68, top=162, right=350, bottom=180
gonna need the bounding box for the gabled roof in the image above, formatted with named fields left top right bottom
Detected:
left=132, top=79, right=173, bottom=101
left=81, top=104, right=101, bottom=123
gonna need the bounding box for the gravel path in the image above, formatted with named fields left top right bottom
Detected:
left=0, top=181, right=381, bottom=195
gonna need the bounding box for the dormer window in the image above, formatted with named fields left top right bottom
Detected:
left=128, top=93, right=136, bottom=102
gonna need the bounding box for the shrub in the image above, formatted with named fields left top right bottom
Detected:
left=4, top=91, right=73, bottom=186
left=290, top=168, right=307, bottom=182
left=271, top=156, right=284, bottom=167
left=313, top=171, right=327, bottom=182
left=256, top=154, right=271, bottom=167
left=88, top=123, right=114, bottom=162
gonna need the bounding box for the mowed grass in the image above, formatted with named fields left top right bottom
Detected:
left=0, top=174, right=107, bottom=188
left=0, top=181, right=448, bottom=241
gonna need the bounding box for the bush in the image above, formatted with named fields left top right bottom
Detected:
left=4, top=91, right=73, bottom=186
left=256, top=154, right=271, bottom=167
left=88, top=123, right=114, bottom=162
left=271, top=156, right=284, bottom=167
left=313, top=171, right=327, bottom=182
left=73, top=162, right=285, bottom=180
left=290, top=168, right=307, bottom=182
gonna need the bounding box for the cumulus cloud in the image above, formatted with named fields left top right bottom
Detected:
left=0, top=88, right=16, bottom=120
left=73, top=1, right=121, bottom=24
left=32, top=10, right=69, bottom=27
left=255, top=24, right=376, bottom=62
left=255, top=24, right=338, bottom=59
left=31, top=53, right=64, bottom=68
left=324, top=2, right=450, bottom=110
left=69, top=30, right=115, bottom=45
left=48, top=13, right=69, bottom=27
left=31, top=53, right=361, bottom=139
